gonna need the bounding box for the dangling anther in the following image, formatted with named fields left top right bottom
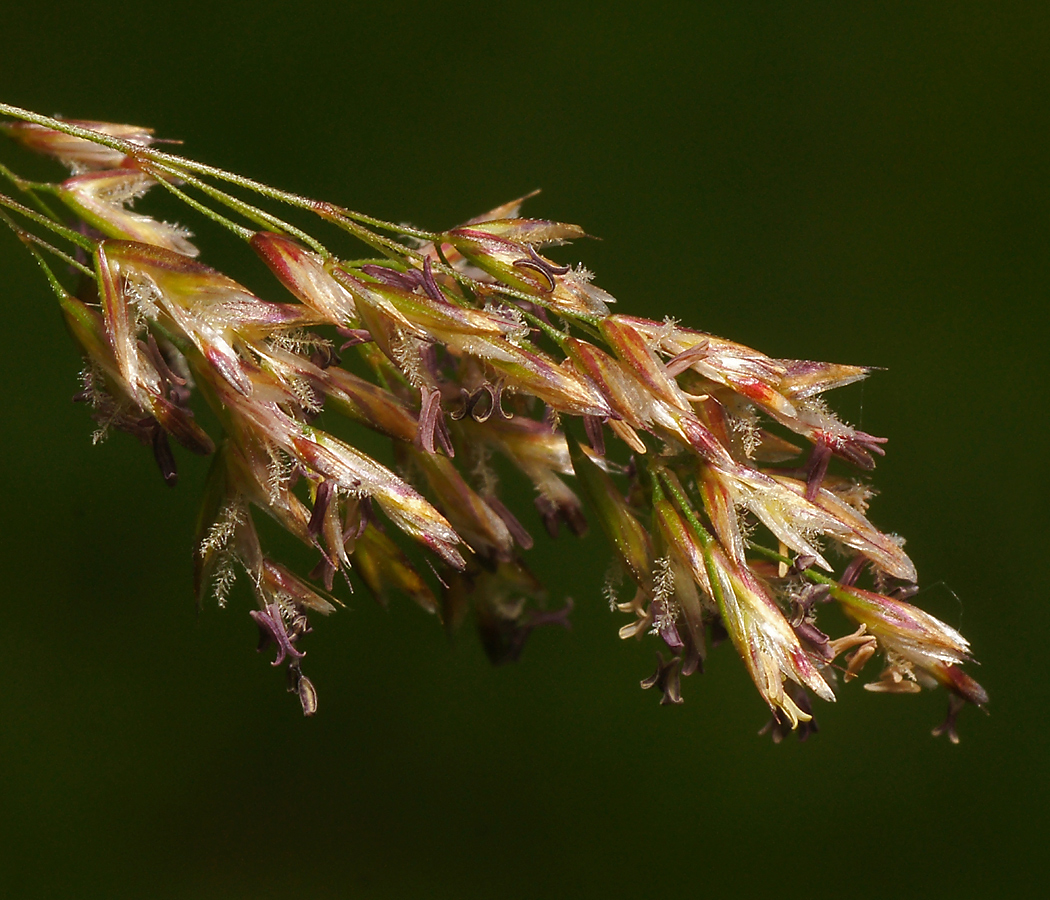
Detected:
left=583, top=414, right=606, bottom=457
left=839, top=554, right=869, bottom=588
left=308, top=480, right=334, bottom=540
left=421, top=256, right=445, bottom=303
left=151, top=426, right=178, bottom=487
left=804, top=438, right=833, bottom=501
left=512, top=246, right=568, bottom=293
left=664, top=340, right=710, bottom=377
left=337, top=327, right=373, bottom=351
left=451, top=382, right=512, bottom=424
left=417, top=386, right=455, bottom=457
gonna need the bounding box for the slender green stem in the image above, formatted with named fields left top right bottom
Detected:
left=659, top=465, right=845, bottom=596
left=23, top=231, right=94, bottom=279
left=329, top=206, right=440, bottom=242
left=0, top=106, right=608, bottom=325
left=568, top=314, right=604, bottom=338
left=746, top=543, right=840, bottom=590
left=340, top=258, right=409, bottom=270
left=0, top=162, right=64, bottom=221
left=0, top=106, right=323, bottom=213
left=318, top=208, right=424, bottom=259
left=147, top=169, right=253, bottom=241
left=431, top=243, right=473, bottom=308
left=657, top=468, right=713, bottom=548
left=0, top=104, right=436, bottom=246
left=0, top=191, right=95, bottom=251
left=433, top=243, right=454, bottom=270
left=27, top=246, right=70, bottom=302
left=655, top=468, right=740, bottom=615
left=0, top=210, right=77, bottom=300
left=649, top=468, right=666, bottom=503
left=659, top=464, right=853, bottom=610
left=521, top=308, right=568, bottom=348
left=143, top=160, right=325, bottom=252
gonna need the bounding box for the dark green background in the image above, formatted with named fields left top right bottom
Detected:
left=1, top=3, right=1046, bottom=897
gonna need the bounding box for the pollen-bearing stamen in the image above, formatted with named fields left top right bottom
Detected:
left=250, top=602, right=306, bottom=667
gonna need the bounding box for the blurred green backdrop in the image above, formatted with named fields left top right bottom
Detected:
left=1, top=3, right=1046, bottom=897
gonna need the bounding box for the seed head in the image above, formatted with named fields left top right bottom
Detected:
left=0, top=105, right=985, bottom=737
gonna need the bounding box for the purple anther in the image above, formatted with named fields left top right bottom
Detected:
left=434, top=412, right=455, bottom=458
left=681, top=636, right=704, bottom=677
left=640, top=652, right=684, bottom=706
left=308, top=480, right=334, bottom=539
left=664, top=340, right=710, bottom=377
left=421, top=257, right=445, bottom=304
left=152, top=335, right=186, bottom=386
left=360, top=264, right=423, bottom=292
left=824, top=429, right=888, bottom=470
left=143, top=333, right=187, bottom=389
left=249, top=602, right=305, bottom=666
left=564, top=501, right=589, bottom=537
left=839, top=554, right=869, bottom=588
left=527, top=244, right=570, bottom=275
left=449, top=388, right=471, bottom=421
left=709, top=619, right=729, bottom=648
left=168, top=383, right=193, bottom=408
left=416, top=386, right=454, bottom=456
left=534, top=495, right=561, bottom=538
left=793, top=620, right=833, bottom=660
left=534, top=495, right=588, bottom=539
left=512, top=259, right=557, bottom=292
left=931, top=694, right=966, bottom=744
left=459, top=381, right=508, bottom=424
left=309, top=555, right=337, bottom=592
left=336, top=328, right=373, bottom=351
left=151, top=427, right=178, bottom=487
left=583, top=415, right=606, bottom=457
left=790, top=554, right=819, bottom=577
left=416, top=386, right=441, bottom=454
left=466, top=384, right=496, bottom=423
left=485, top=495, right=534, bottom=550
left=804, top=439, right=833, bottom=501
left=653, top=601, right=684, bottom=651
left=490, top=380, right=512, bottom=420
left=523, top=597, right=574, bottom=634
left=794, top=583, right=831, bottom=616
